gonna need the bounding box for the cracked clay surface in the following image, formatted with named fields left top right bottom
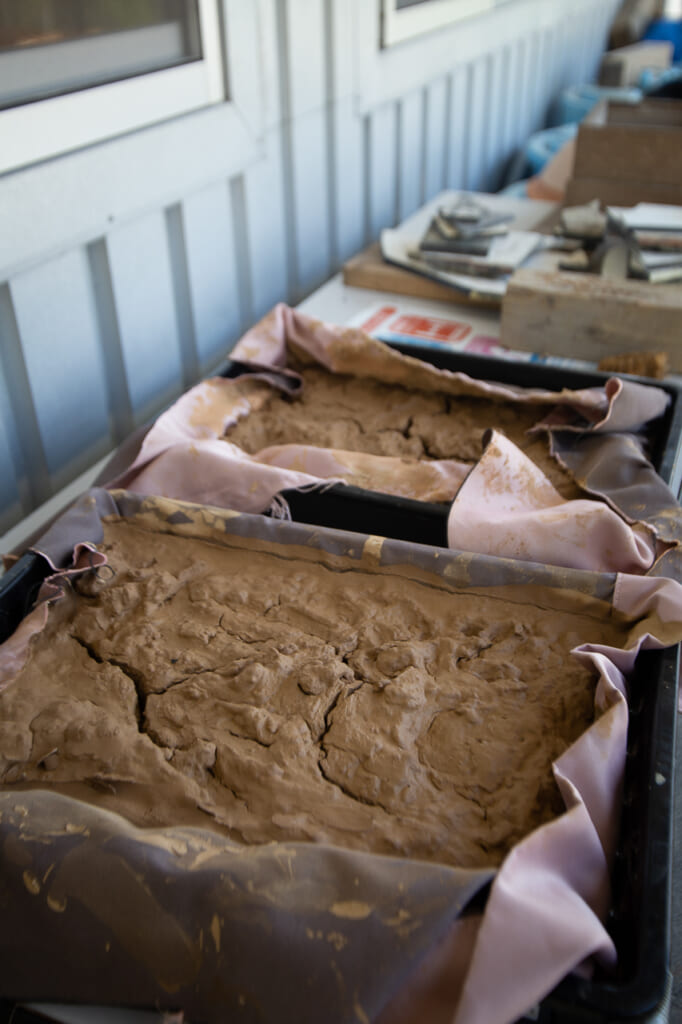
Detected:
left=224, top=366, right=582, bottom=498
left=0, top=520, right=625, bottom=868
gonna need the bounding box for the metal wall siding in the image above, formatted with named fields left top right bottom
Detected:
left=0, top=0, right=621, bottom=535
left=367, top=102, right=400, bottom=240
left=105, top=214, right=184, bottom=425
left=180, top=182, right=242, bottom=374
left=445, top=65, right=470, bottom=191
left=424, top=77, right=450, bottom=201
left=9, top=252, right=113, bottom=483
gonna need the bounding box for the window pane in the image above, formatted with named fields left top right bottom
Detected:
left=0, top=0, right=202, bottom=110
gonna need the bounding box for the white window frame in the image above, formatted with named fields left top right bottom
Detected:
left=0, top=0, right=225, bottom=175
left=381, top=0, right=513, bottom=47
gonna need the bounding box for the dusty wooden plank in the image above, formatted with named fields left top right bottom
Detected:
left=607, top=97, right=682, bottom=126
left=574, top=123, right=682, bottom=185
left=501, top=268, right=682, bottom=369
left=343, top=243, right=500, bottom=309
left=565, top=176, right=682, bottom=207
left=599, top=41, right=673, bottom=88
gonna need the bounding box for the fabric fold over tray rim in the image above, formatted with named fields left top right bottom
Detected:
left=0, top=489, right=678, bottom=1023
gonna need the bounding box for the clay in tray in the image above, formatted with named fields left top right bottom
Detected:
left=223, top=365, right=583, bottom=499
left=0, top=516, right=626, bottom=869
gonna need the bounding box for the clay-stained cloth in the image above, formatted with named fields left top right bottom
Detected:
left=0, top=490, right=681, bottom=1024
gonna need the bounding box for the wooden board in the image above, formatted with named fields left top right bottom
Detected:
left=342, top=243, right=502, bottom=309
left=574, top=123, right=682, bottom=185
left=607, top=98, right=682, bottom=127
left=565, top=176, right=682, bottom=207
left=598, top=41, right=672, bottom=88
left=501, top=268, right=682, bottom=370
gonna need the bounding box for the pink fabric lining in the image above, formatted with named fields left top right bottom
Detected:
left=0, top=542, right=106, bottom=694
left=453, top=645, right=633, bottom=1024
left=108, top=305, right=670, bottom=517
left=447, top=432, right=665, bottom=573
left=0, top=497, right=680, bottom=1023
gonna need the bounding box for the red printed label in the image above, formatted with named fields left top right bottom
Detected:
left=388, top=314, right=471, bottom=343
left=359, top=305, right=398, bottom=333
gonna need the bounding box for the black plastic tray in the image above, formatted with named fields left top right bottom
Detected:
left=223, top=344, right=682, bottom=1021
left=2, top=344, right=680, bottom=1022
left=0, top=537, right=678, bottom=1024
left=222, top=345, right=682, bottom=538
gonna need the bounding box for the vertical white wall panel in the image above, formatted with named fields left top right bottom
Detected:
left=279, top=0, right=331, bottom=298
left=0, top=0, right=622, bottom=536
left=0, top=413, right=22, bottom=533
left=367, top=103, right=399, bottom=239
left=423, top=77, right=449, bottom=201
left=503, top=38, right=525, bottom=156
left=105, top=213, right=184, bottom=424
left=445, top=66, right=470, bottom=190
left=466, top=59, right=489, bottom=191
left=484, top=49, right=507, bottom=191
left=9, top=251, right=112, bottom=484
left=290, top=111, right=332, bottom=297
left=282, top=0, right=326, bottom=118
left=242, top=132, right=289, bottom=320
left=181, top=182, right=242, bottom=371
left=326, top=0, right=364, bottom=268
left=331, top=96, right=366, bottom=265
left=398, top=90, right=425, bottom=221
left=0, top=284, right=49, bottom=511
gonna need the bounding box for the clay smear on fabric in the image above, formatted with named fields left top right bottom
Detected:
left=223, top=366, right=581, bottom=499
left=0, top=519, right=626, bottom=869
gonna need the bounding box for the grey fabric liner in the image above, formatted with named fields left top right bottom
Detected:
left=30, top=489, right=119, bottom=570
left=37, top=489, right=618, bottom=602
left=550, top=431, right=682, bottom=580
left=0, top=791, right=492, bottom=1024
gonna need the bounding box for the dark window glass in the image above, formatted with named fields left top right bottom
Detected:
left=0, top=0, right=202, bottom=110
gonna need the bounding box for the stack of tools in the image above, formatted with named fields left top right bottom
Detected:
left=610, top=202, right=682, bottom=283
left=557, top=199, right=682, bottom=284
left=409, top=196, right=540, bottom=279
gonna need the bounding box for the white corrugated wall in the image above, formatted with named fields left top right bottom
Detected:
left=0, top=0, right=620, bottom=536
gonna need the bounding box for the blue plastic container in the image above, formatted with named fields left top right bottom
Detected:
left=553, top=83, right=642, bottom=125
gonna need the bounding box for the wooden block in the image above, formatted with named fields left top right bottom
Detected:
left=607, top=98, right=682, bottom=127
left=599, top=41, right=672, bottom=87
left=342, top=243, right=501, bottom=308
left=564, top=176, right=682, bottom=207
left=574, top=123, right=682, bottom=185
left=501, top=268, right=682, bottom=370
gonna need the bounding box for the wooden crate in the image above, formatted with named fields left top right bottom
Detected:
left=566, top=99, right=682, bottom=207
left=501, top=268, right=682, bottom=370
